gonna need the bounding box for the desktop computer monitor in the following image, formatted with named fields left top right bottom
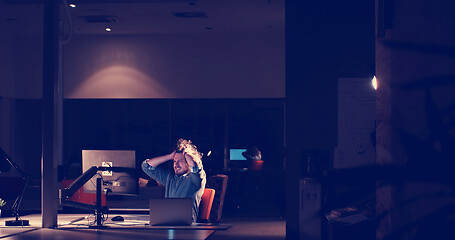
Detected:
left=229, top=148, right=248, bottom=169
left=82, top=150, right=138, bottom=196
left=229, top=149, right=247, bottom=161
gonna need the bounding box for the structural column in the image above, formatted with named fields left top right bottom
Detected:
left=42, top=0, right=59, bottom=228
left=286, top=0, right=374, bottom=239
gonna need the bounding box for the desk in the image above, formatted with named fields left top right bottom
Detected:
left=0, top=214, right=223, bottom=240
left=0, top=227, right=214, bottom=240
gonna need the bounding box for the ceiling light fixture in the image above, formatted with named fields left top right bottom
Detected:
left=69, top=3, right=76, bottom=8
left=105, top=27, right=112, bottom=32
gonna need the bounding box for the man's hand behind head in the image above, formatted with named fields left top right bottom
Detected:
left=169, top=150, right=176, bottom=160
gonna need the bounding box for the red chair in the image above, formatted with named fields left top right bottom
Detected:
left=198, top=188, right=215, bottom=223
left=61, top=179, right=106, bottom=206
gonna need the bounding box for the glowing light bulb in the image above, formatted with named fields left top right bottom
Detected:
left=372, top=76, right=378, bottom=90
left=207, top=151, right=212, bottom=157
left=69, top=4, right=76, bottom=8
left=105, top=27, right=112, bottom=32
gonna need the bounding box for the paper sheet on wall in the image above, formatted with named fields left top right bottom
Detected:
left=334, top=78, right=376, bottom=168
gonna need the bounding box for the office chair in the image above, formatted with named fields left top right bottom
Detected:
left=198, top=188, right=215, bottom=223
left=207, top=174, right=228, bottom=223
left=61, top=179, right=107, bottom=207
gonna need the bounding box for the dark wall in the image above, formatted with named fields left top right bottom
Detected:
left=14, top=99, right=42, bottom=179
left=9, top=98, right=284, bottom=177
left=62, top=98, right=284, bottom=177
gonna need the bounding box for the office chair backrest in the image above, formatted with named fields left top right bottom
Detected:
left=61, top=179, right=107, bottom=206
left=207, top=174, right=228, bottom=223
left=198, top=188, right=215, bottom=222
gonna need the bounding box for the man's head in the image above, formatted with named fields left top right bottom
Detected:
left=173, top=152, right=190, bottom=176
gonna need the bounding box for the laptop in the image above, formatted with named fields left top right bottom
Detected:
left=149, top=198, right=193, bottom=226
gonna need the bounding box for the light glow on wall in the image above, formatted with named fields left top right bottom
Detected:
left=64, top=34, right=285, bottom=98
left=69, top=65, right=174, bottom=98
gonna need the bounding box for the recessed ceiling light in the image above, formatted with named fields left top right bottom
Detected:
left=69, top=4, right=76, bottom=8
left=105, top=27, right=112, bottom=32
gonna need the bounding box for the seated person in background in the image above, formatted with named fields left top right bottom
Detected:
left=142, top=138, right=206, bottom=222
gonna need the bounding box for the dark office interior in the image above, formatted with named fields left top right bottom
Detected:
left=1, top=0, right=454, bottom=240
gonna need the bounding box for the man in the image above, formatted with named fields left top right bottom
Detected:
left=141, top=139, right=206, bottom=222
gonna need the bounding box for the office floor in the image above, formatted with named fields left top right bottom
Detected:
left=208, top=217, right=285, bottom=240
left=0, top=214, right=285, bottom=240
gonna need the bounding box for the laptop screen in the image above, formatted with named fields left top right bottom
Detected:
left=149, top=198, right=193, bottom=226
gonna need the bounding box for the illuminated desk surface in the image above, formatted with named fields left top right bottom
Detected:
left=0, top=214, right=230, bottom=240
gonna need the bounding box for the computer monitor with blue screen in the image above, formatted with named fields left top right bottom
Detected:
left=230, top=149, right=247, bottom=160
